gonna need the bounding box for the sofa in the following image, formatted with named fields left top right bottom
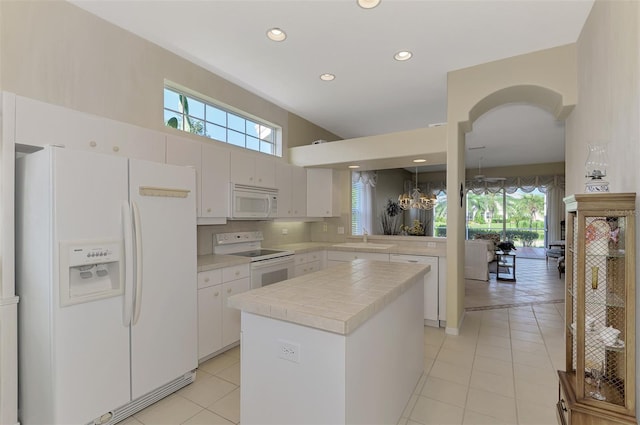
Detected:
left=465, top=239, right=496, bottom=281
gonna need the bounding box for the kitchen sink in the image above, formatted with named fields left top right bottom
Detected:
left=332, top=242, right=395, bottom=250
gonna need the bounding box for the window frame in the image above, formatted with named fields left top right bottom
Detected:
left=163, top=84, right=282, bottom=157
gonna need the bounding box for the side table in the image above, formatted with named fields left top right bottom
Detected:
left=496, top=252, right=516, bottom=282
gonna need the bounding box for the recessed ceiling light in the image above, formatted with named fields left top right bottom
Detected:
left=357, top=0, right=381, bottom=9
left=413, top=159, right=426, bottom=163
left=320, top=73, right=335, bottom=81
left=348, top=165, right=360, bottom=169
left=266, top=28, right=287, bottom=42
left=394, top=50, right=413, bottom=61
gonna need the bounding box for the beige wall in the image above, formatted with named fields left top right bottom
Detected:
left=287, top=113, right=341, bottom=150
left=566, top=0, right=639, bottom=196
left=566, top=0, right=639, bottom=411
left=446, top=45, right=578, bottom=332
left=0, top=0, right=336, bottom=152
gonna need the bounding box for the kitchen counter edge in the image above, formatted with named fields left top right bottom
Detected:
left=227, top=259, right=429, bottom=335
left=197, top=254, right=251, bottom=272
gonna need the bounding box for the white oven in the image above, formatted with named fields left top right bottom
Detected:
left=214, top=231, right=294, bottom=289
left=249, top=256, right=295, bottom=289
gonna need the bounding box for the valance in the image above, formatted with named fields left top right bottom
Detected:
left=465, top=175, right=565, bottom=195
left=352, top=171, right=377, bottom=188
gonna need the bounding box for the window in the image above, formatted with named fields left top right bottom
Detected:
left=352, top=178, right=363, bottom=235
left=163, top=86, right=280, bottom=156
left=351, top=172, right=375, bottom=235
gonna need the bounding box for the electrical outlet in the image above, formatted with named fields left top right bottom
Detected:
left=337, top=226, right=345, bottom=234
left=277, top=339, right=300, bottom=363
left=427, top=242, right=436, bottom=248
left=322, top=223, right=328, bottom=233
left=281, top=228, right=288, bottom=235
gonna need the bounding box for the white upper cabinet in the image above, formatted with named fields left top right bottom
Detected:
left=14, top=95, right=165, bottom=163
left=166, top=136, right=229, bottom=223
left=291, top=165, right=307, bottom=217
left=166, top=135, right=202, bottom=215
left=275, top=163, right=307, bottom=218
left=275, top=163, right=293, bottom=217
left=307, top=168, right=341, bottom=217
left=230, top=150, right=276, bottom=188
left=201, top=143, right=230, bottom=220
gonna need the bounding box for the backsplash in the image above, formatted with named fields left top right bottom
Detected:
left=198, top=214, right=351, bottom=256
left=197, top=221, right=312, bottom=255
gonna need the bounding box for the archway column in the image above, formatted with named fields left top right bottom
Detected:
left=444, top=44, right=577, bottom=334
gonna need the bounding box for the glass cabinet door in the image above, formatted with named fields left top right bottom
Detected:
left=564, top=193, right=635, bottom=418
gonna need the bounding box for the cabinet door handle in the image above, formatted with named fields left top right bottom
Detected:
left=207, top=208, right=212, bottom=213
left=408, top=260, right=418, bottom=263
left=89, top=140, right=97, bottom=148
left=227, top=288, right=232, bottom=294
left=204, top=277, right=210, bottom=282
left=113, top=146, right=120, bottom=152
left=235, top=271, right=240, bottom=276
left=214, top=291, right=220, bottom=297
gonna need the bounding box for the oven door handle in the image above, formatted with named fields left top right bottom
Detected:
left=251, top=256, right=295, bottom=269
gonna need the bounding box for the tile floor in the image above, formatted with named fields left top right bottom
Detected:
left=124, top=258, right=565, bottom=425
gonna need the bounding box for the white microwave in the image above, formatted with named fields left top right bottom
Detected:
left=229, top=183, right=278, bottom=219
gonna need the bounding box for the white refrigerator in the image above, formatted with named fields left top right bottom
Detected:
left=15, top=146, right=198, bottom=425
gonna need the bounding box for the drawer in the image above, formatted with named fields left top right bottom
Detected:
left=295, top=253, right=309, bottom=265
left=198, top=269, right=222, bottom=289
left=296, top=251, right=322, bottom=266
left=222, top=264, right=250, bottom=282
left=307, top=251, right=321, bottom=263
left=295, top=260, right=321, bottom=277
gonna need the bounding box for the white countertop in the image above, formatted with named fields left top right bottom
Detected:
left=197, top=254, right=251, bottom=272
left=227, top=259, right=429, bottom=335
left=271, top=242, right=445, bottom=257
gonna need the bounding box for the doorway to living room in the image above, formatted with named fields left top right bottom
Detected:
left=465, top=174, right=565, bottom=259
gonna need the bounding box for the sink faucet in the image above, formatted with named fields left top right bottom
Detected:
left=363, top=227, right=368, bottom=243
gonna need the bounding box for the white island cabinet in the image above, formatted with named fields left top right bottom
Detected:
left=228, top=260, right=428, bottom=425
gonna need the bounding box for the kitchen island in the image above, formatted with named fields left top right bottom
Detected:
left=228, top=259, right=429, bottom=425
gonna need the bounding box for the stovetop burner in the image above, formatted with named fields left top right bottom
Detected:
left=231, top=249, right=289, bottom=258
left=213, top=232, right=294, bottom=262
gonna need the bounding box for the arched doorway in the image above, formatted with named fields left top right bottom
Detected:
left=444, top=44, right=577, bottom=334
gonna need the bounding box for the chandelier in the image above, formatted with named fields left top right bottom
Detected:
left=398, top=167, right=437, bottom=210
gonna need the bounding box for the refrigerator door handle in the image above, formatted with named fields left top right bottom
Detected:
left=132, top=200, right=144, bottom=325
left=122, top=201, right=135, bottom=327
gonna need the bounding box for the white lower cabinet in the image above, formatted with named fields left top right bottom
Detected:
left=390, top=254, right=439, bottom=325
left=294, top=250, right=323, bottom=277
left=197, top=264, right=250, bottom=361
left=197, top=284, right=223, bottom=360
left=221, top=278, right=250, bottom=347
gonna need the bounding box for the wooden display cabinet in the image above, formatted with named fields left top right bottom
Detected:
left=557, top=193, right=636, bottom=425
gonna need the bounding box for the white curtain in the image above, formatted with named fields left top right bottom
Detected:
left=546, top=183, right=566, bottom=244
left=353, top=171, right=377, bottom=235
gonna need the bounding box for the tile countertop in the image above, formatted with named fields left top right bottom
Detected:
left=197, top=241, right=445, bottom=273
left=197, top=254, right=251, bottom=272
left=270, top=242, right=445, bottom=257
left=227, top=259, right=429, bottom=335
left=268, top=242, right=334, bottom=254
